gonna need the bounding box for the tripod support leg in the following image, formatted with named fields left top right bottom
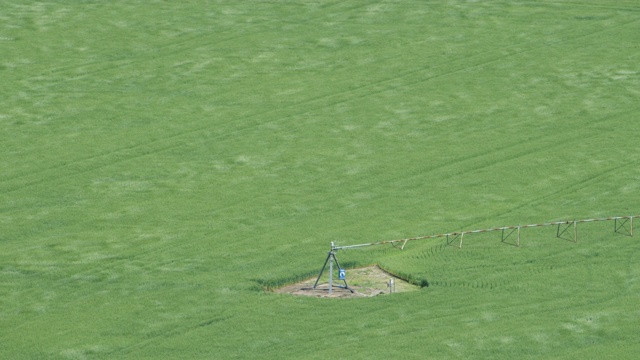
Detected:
left=331, top=253, right=354, bottom=293
left=313, top=252, right=331, bottom=289
left=313, top=251, right=354, bottom=293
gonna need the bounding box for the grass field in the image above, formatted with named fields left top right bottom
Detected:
left=2, top=0, right=640, bottom=358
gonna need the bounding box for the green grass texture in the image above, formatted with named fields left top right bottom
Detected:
left=1, top=1, right=639, bottom=358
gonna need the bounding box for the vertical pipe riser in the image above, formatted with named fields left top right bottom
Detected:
left=329, top=254, right=333, bottom=295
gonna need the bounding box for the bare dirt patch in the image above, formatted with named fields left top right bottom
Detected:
left=274, top=265, right=421, bottom=298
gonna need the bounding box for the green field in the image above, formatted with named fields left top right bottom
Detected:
left=2, top=0, right=640, bottom=358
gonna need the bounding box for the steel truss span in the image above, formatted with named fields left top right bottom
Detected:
left=331, top=215, right=636, bottom=251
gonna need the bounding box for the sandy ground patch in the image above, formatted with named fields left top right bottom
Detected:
left=274, top=265, right=421, bottom=298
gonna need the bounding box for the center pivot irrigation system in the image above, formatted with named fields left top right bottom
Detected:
left=313, top=215, right=636, bottom=294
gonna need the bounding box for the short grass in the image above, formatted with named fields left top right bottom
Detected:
left=1, top=0, right=640, bottom=359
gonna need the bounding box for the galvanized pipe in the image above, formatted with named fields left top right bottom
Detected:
left=331, top=215, right=638, bottom=251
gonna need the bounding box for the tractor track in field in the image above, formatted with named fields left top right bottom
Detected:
left=5, top=2, right=636, bottom=196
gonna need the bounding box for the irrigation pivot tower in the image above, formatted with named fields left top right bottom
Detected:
left=313, top=242, right=353, bottom=294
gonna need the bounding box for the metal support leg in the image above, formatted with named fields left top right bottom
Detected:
left=313, top=252, right=331, bottom=289
left=331, top=252, right=353, bottom=293
left=328, top=253, right=333, bottom=294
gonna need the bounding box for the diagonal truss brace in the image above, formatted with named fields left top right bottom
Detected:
left=445, top=233, right=463, bottom=249
left=556, top=221, right=577, bottom=242
left=615, top=216, right=634, bottom=237
left=501, top=226, right=521, bottom=247
left=329, top=215, right=637, bottom=252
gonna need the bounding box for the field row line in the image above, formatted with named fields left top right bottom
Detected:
left=4, top=6, right=633, bottom=194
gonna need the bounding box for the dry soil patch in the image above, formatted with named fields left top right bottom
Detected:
left=274, top=265, right=420, bottom=298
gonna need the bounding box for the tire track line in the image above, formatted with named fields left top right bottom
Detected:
left=6, top=6, right=636, bottom=193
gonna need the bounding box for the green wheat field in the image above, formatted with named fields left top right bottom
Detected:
left=1, top=1, right=639, bottom=358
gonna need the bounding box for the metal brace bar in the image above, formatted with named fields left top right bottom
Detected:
left=556, top=221, right=577, bottom=242
left=501, top=227, right=517, bottom=243
left=501, top=226, right=521, bottom=247
left=615, top=217, right=633, bottom=236
left=446, top=233, right=461, bottom=247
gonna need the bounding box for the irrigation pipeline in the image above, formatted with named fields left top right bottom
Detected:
left=331, top=215, right=636, bottom=251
